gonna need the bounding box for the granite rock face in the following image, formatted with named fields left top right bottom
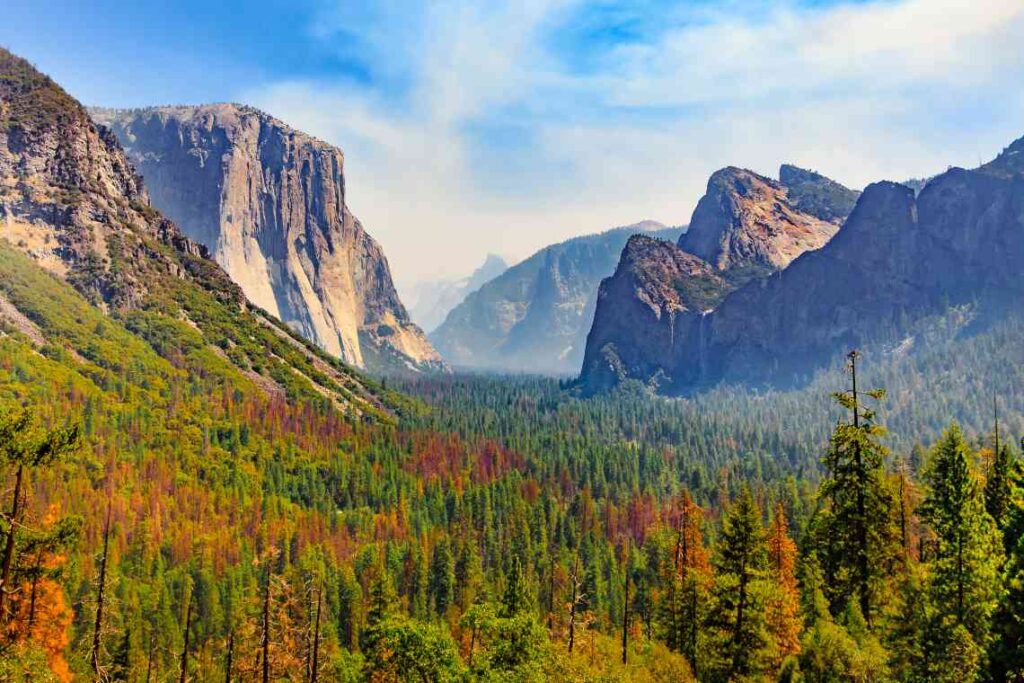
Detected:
left=580, top=166, right=857, bottom=393
left=432, top=221, right=683, bottom=375
left=679, top=167, right=842, bottom=286
left=0, top=47, right=391, bottom=414
left=91, top=104, right=444, bottom=373
left=580, top=146, right=1024, bottom=394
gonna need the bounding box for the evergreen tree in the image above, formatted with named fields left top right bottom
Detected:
left=766, top=502, right=802, bottom=666
left=428, top=538, right=456, bottom=618
left=707, top=487, right=771, bottom=681
left=814, top=354, right=897, bottom=627
left=919, top=424, right=1004, bottom=681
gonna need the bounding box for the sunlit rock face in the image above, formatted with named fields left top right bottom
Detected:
left=93, top=104, right=444, bottom=373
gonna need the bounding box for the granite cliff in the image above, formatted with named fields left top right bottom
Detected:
left=580, top=145, right=1024, bottom=394
left=580, top=165, right=858, bottom=393
left=0, top=48, right=393, bottom=415
left=432, top=221, right=683, bottom=374
left=91, top=104, right=443, bottom=373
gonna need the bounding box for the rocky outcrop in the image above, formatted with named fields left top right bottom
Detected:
left=432, top=221, right=682, bottom=374
left=701, top=162, right=1024, bottom=387
left=408, top=254, right=508, bottom=333
left=91, top=104, right=444, bottom=373
left=580, top=166, right=857, bottom=393
left=580, top=145, right=1024, bottom=395
left=0, top=47, right=392, bottom=415
left=679, top=167, right=842, bottom=286
left=0, top=48, right=221, bottom=309
left=579, top=235, right=729, bottom=393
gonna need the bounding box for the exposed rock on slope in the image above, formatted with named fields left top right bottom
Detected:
left=581, top=146, right=1024, bottom=395
left=679, top=167, right=842, bottom=285
left=0, top=47, right=393, bottom=415
left=580, top=166, right=857, bottom=393
left=91, top=104, right=443, bottom=373
left=409, top=253, right=508, bottom=333
left=432, top=221, right=682, bottom=375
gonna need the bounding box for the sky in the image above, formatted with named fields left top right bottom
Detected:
left=5, top=0, right=1024, bottom=294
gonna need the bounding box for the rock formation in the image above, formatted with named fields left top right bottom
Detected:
left=580, top=166, right=858, bottom=393
left=580, top=147, right=1024, bottom=394
left=91, top=104, right=443, bottom=373
left=0, top=47, right=391, bottom=414
left=432, top=221, right=683, bottom=375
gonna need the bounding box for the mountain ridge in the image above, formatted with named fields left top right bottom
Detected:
left=431, top=220, right=683, bottom=374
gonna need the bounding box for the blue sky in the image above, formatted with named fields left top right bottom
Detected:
left=6, top=0, right=1024, bottom=289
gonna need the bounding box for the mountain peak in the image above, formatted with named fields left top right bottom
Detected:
left=679, top=166, right=839, bottom=282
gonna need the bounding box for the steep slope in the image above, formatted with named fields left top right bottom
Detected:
left=679, top=167, right=842, bottom=285
left=701, top=159, right=1024, bottom=387
left=431, top=221, right=683, bottom=374
left=408, top=253, right=507, bottom=333
left=581, top=142, right=1024, bottom=395
left=0, top=47, right=395, bottom=416
left=580, top=166, right=857, bottom=393
left=90, top=104, right=443, bottom=373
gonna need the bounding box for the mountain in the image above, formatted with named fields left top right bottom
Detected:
left=90, top=104, right=443, bottom=374
left=431, top=221, right=683, bottom=374
left=580, top=165, right=858, bottom=394
left=408, top=253, right=508, bottom=333
left=580, top=145, right=1024, bottom=394
left=0, top=47, right=395, bottom=415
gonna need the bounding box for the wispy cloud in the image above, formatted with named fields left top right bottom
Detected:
left=244, top=0, right=1024, bottom=290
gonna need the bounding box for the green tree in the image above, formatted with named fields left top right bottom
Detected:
left=919, top=424, right=1004, bottom=681
left=707, top=486, right=771, bottom=681
left=428, top=538, right=455, bottom=618
left=814, top=354, right=897, bottom=627
left=0, top=407, right=80, bottom=620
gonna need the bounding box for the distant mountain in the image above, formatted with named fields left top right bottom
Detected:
left=431, top=221, right=683, bottom=374
left=580, top=165, right=858, bottom=394
left=408, top=254, right=508, bottom=333
left=90, top=104, right=444, bottom=374
left=0, top=47, right=393, bottom=415
left=579, top=146, right=1024, bottom=395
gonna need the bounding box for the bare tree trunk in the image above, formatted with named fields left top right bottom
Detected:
left=310, top=582, right=322, bottom=683
left=178, top=591, right=193, bottom=683
left=224, top=630, right=234, bottom=683
left=0, top=462, right=24, bottom=620
left=621, top=562, right=630, bottom=664
left=145, top=628, right=155, bottom=683
left=262, top=567, right=271, bottom=683
left=91, top=499, right=113, bottom=680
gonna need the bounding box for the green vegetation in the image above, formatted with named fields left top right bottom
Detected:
left=1, top=236, right=1024, bottom=680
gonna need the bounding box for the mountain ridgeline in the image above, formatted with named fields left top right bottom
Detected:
left=431, top=221, right=683, bottom=375
left=579, top=142, right=1024, bottom=394
left=407, top=253, right=508, bottom=333
left=90, top=104, right=443, bottom=374
left=0, top=47, right=395, bottom=415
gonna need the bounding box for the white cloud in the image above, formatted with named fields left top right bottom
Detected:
left=243, top=0, right=1024, bottom=293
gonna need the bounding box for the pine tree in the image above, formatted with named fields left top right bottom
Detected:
left=766, top=502, right=802, bottom=666
left=428, top=537, right=456, bottom=618
left=920, top=423, right=1004, bottom=681
left=814, top=353, right=897, bottom=627
left=707, top=487, right=771, bottom=681
left=659, top=490, right=710, bottom=676
left=501, top=555, right=531, bottom=618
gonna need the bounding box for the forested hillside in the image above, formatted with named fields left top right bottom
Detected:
left=3, top=231, right=1024, bottom=680
left=2, top=42, right=1024, bottom=683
